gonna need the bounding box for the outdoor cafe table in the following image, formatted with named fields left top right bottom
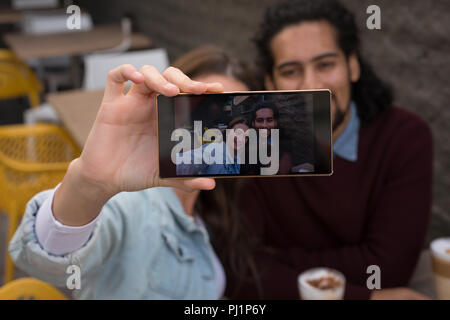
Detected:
left=0, top=7, right=24, bottom=25
left=3, top=24, right=152, bottom=60
left=47, top=89, right=103, bottom=148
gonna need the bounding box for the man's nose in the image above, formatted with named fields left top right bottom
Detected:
left=299, top=69, right=322, bottom=90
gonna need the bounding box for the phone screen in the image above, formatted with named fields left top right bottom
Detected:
left=157, top=90, right=332, bottom=178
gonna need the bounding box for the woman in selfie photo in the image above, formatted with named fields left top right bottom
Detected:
left=175, top=116, right=253, bottom=176
left=8, top=46, right=261, bottom=299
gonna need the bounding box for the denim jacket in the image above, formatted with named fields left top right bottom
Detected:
left=176, top=142, right=240, bottom=176
left=8, top=187, right=219, bottom=299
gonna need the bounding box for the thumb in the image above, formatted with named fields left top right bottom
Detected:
left=158, top=178, right=216, bottom=192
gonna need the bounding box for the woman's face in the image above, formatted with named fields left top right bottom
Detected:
left=229, top=122, right=250, bottom=152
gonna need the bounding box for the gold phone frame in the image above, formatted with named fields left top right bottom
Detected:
left=156, top=89, right=333, bottom=179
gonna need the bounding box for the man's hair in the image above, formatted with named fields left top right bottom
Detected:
left=252, top=104, right=279, bottom=124
left=254, top=0, right=393, bottom=125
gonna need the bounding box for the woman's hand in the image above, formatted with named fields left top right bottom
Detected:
left=53, top=65, right=223, bottom=226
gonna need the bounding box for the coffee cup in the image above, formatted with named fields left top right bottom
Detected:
left=430, top=237, right=450, bottom=300
left=297, top=267, right=346, bottom=300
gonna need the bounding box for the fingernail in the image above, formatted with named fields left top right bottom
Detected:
left=210, top=82, right=224, bottom=89
left=132, top=71, right=144, bottom=80
left=193, top=81, right=207, bottom=87
left=164, top=82, right=178, bottom=90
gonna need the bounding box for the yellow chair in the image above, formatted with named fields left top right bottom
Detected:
left=0, top=124, right=81, bottom=284
left=0, top=49, right=43, bottom=108
left=0, top=49, right=18, bottom=62
left=0, top=277, right=68, bottom=300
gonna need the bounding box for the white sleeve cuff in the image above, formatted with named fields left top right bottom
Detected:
left=35, top=184, right=101, bottom=256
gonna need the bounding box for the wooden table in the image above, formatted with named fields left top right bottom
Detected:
left=3, top=24, right=152, bottom=60
left=47, top=89, right=104, bottom=147
left=0, top=8, right=23, bottom=24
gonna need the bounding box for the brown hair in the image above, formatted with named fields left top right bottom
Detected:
left=171, top=45, right=257, bottom=90
left=228, top=116, right=250, bottom=129
left=172, top=45, right=262, bottom=297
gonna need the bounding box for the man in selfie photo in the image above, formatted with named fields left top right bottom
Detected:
left=246, top=95, right=314, bottom=174
left=226, top=0, right=433, bottom=300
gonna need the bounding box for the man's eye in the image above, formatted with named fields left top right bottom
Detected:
left=317, top=62, right=334, bottom=70
left=280, top=69, right=298, bottom=77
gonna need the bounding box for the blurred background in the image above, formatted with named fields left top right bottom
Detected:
left=0, top=0, right=448, bottom=292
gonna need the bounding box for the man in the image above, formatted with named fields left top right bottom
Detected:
left=250, top=102, right=289, bottom=174
left=249, top=98, right=313, bottom=174
left=252, top=104, right=278, bottom=144
left=226, top=0, right=433, bottom=299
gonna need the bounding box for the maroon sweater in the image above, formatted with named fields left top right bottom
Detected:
left=226, top=107, right=433, bottom=300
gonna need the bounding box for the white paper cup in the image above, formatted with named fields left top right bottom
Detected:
left=430, top=237, right=450, bottom=300
left=297, top=267, right=346, bottom=300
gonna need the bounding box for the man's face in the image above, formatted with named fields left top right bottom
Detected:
left=253, top=107, right=277, bottom=138
left=265, top=21, right=360, bottom=132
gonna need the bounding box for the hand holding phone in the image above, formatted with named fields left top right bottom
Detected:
left=74, top=65, right=221, bottom=197
left=50, top=65, right=222, bottom=227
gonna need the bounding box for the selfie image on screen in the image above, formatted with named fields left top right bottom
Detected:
left=157, top=90, right=332, bottom=178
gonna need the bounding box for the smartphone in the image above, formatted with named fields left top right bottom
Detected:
left=157, top=90, right=333, bottom=178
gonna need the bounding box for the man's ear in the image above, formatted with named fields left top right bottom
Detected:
left=264, top=74, right=276, bottom=90
left=349, top=52, right=361, bottom=83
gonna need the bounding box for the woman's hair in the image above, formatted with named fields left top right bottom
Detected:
left=253, top=0, right=393, bottom=126
left=171, top=45, right=257, bottom=90
left=172, top=45, right=263, bottom=297
left=228, top=116, right=250, bottom=128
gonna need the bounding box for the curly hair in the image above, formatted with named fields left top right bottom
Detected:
left=254, top=0, right=393, bottom=126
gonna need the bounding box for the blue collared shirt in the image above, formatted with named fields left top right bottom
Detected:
left=333, top=102, right=360, bottom=162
